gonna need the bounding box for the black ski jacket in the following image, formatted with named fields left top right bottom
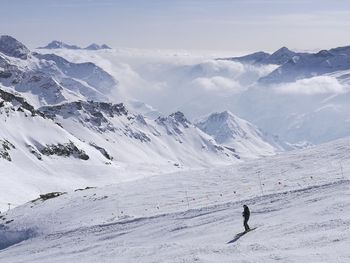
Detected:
left=242, top=206, right=250, bottom=219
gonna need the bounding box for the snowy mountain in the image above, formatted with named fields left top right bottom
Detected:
left=0, top=36, right=118, bottom=107
left=260, top=46, right=350, bottom=83
left=220, top=45, right=350, bottom=83
left=39, top=41, right=111, bottom=50
left=221, top=47, right=302, bottom=66
left=0, top=81, right=243, bottom=209
left=38, top=40, right=80, bottom=50
left=85, top=43, right=111, bottom=50
left=196, top=111, right=289, bottom=158
left=0, top=35, right=30, bottom=59
left=1, top=135, right=350, bottom=262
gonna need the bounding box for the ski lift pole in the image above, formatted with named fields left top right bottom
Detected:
left=340, top=161, right=344, bottom=180
left=257, top=170, right=264, bottom=196
left=185, top=190, right=190, bottom=210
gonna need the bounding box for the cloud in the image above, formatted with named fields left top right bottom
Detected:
left=43, top=48, right=276, bottom=117
left=191, top=76, right=243, bottom=92
left=273, top=76, right=349, bottom=95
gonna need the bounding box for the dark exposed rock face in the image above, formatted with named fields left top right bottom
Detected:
left=0, top=88, right=43, bottom=117
left=40, top=101, right=129, bottom=131
left=31, top=192, right=67, bottom=203
left=156, top=111, right=191, bottom=135
left=0, top=139, right=15, bottom=161
left=39, top=141, right=89, bottom=160
left=40, top=101, right=128, bottom=120
left=39, top=192, right=66, bottom=200
left=0, top=35, right=30, bottom=59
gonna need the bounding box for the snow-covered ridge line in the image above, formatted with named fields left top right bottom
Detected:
left=38, top=40, right=111, bottom=50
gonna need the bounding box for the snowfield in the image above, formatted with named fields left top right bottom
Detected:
left=1, top=137, right=350, bottom=262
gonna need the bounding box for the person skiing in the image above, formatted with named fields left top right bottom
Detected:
left=242, top=204, right=250, bottom=232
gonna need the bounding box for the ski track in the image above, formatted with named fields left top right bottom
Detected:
left=1, top=180, right=350, bottom=262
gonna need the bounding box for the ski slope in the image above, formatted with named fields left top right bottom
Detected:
left=1, top=137, right=350, bottom=262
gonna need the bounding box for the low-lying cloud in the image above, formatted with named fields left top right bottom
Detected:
left=191, top=76, right=242, bottom=92
left=273, top=76, right=349, bottom=95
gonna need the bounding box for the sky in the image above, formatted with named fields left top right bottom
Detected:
left=1, top=0, right=350, bottom=53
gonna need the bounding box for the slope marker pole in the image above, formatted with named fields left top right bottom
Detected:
left=340, top=161, right=344, bottom=180
left=185, top=190, right=190, bottom=210
left=257, top=170, right=264, bottom=196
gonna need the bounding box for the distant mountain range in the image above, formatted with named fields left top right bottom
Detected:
left=219, top=46, right=350, bottom=84
left=1, top=34, right=286, bottom=199
left=38, top=40, right=111, bottom=50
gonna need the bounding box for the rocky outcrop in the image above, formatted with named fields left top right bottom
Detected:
left=0, top=139, right=15, bottom=161
left=0, top=88, right=43, bottom=117
left=39, top=142, right=89, bottom=160
left=156, top=111, right=191, bottom=135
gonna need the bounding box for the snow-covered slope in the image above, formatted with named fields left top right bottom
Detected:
left=0, top=85, right=241, bottom=209
left=196, top=111, right=289, bottom=158
left=38, top=101, right=237, bottom=165
left=1, top=136, right=350, bottom=262
left=0, top=86, right=119, bottom=210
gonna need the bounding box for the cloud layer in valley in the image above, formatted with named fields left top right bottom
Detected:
left=273, top=76, right=349, bottom=95
left=39, top=48, right=350, bottom=144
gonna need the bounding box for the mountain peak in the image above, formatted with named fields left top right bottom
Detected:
left=274, top=46, right=290, bottom=53
left=38, top=40, right=80, bottom=50
left=264, top=46, right=297, bottom=65
left=196, top=110, right=285, bottom=158
left=39, top=41, right=112, bottom=50
left=0, top=35, right=30, bottom=59
left=270, top=46, right=296, bottom=57
left=85, top=43, right=111, bottom=50
left=203, top=111, right=235, bottom=123
left=169, top=111, right=191, bottom=126
left=100, top=44, right=111, bottom=49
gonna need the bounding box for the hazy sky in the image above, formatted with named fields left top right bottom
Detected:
left=1, top=0, right=350, bottom=53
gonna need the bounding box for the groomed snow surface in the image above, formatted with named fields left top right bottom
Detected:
left=1, top=137, right=350, bottom=262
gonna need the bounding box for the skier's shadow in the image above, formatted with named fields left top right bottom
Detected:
left=227, top=227, right=257, bottom=244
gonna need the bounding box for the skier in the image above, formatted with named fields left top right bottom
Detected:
left=242, top=204, right=250, bottom=232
